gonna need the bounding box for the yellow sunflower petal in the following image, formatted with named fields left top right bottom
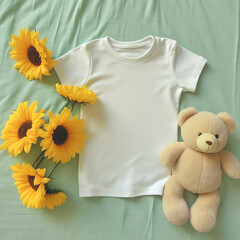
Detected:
left=11, top=163, right=48, bottom=209
left=9, top=27, right=56, bottom=81
left=0, top=101, right=45, bottom=157
left=40, top=108, right=87, bottom=164
left=36, top=168, right=46, bottom=177
left=55, top=84, right=97, bottom=104
left=43, top=192, right=67, bottom=210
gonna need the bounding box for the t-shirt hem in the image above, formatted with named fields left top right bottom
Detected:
left=79, top=188, right=163, bottom=198
left=78, top=182, right=168, bottom=198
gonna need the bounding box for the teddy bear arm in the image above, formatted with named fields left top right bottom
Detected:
left=220, top=150, right=240, bottom=179
left=160, top=142, right=186, bottom=167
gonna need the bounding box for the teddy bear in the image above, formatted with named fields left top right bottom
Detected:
left=159, top=107, right=240, bottom=232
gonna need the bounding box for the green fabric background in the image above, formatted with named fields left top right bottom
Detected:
left=0, top=0, right=240, bottom=239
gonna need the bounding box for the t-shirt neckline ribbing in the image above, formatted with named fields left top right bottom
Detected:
left=103, top=35, right=157, bottom=63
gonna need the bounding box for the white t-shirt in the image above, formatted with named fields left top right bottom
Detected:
left=54, top=35, right=207, bottom=197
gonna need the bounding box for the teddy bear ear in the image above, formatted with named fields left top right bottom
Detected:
left=178, top=107, right=198, bottom=127
left=217, top=112, right=236, bottom=134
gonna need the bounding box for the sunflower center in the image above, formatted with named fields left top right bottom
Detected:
left=18, top=120, right=32, bottom=139
left=27, top=46, right=41, bottom=66
left=28, top=175, right=40, bottom=191
left=52, top=125, right=68, bottom=145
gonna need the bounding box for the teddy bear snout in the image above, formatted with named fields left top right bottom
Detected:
left=206, top=141, right=212, bottom=146
left=197, top=133, right=218, bottom=153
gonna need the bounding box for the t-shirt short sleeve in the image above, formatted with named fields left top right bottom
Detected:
left=54, top=44, right=91, bottom=86
left=170, top=42, right=207, bottom=92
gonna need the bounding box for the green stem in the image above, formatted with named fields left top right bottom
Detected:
left=48, top=162, right=61, bottom=179
left=71, top=102, right=76, bottom=112
left=35, top=155, right=45, bottom=169
left=32, top=151, right=45, bottom=168
left=65, top=100, right=70, bottom=109
left=59, top=100, right=70, bottom=113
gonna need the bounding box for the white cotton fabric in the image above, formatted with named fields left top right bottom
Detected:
left=54, top=35, right=207, bottom=197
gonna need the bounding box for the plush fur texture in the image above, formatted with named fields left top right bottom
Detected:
left=160, top=107, right=240, bottom=232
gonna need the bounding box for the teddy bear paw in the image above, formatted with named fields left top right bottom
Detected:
left=163, top=198, right=189, bottom=226
left=231, top=166, right=240, bottom=179
left=190, top=207, right=217, bottom=232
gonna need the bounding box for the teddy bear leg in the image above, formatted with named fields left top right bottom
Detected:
left=162, top=176, right=189, bottom=225
left=190, top=190, right=220, bottom=232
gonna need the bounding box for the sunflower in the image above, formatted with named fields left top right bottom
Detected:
left=55, top=83, right=97, bottom=104
left=43, top=191, right=67, bottom=210
left=40, top=107, right=87, bottom=164
left=11, top=163, right=50, bottom=209
left=0, top=101, right=45, bottom=157
left=9, top=27, right=57, bottom=80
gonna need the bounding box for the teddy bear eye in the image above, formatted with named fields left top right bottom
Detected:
left=215, top=134, right=219, bottom=139
left=198, top=133, right=202, bottom=136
